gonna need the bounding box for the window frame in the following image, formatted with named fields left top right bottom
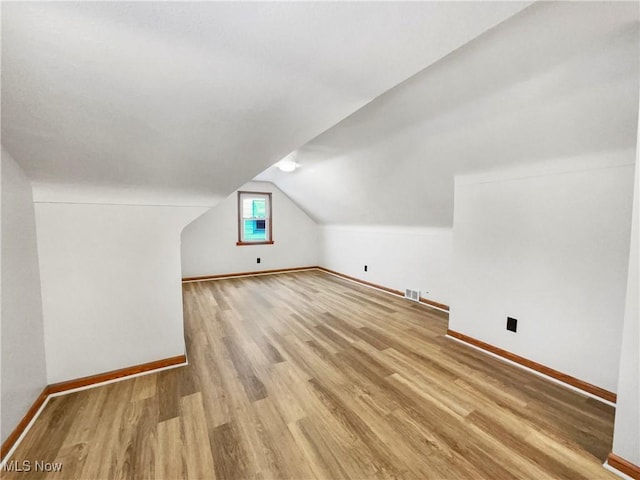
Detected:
left=236, top=191, right=274, bottom=246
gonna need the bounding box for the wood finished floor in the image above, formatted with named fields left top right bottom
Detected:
left=4, top=270, right=616, bottom=479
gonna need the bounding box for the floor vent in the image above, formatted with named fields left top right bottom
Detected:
left=404, top=289, right=420, bottom=302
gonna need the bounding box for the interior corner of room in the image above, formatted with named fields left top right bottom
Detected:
left=1, top=1, right=639, bottom=478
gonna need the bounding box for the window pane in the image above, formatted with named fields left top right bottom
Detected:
left=242, top=198, right=266, bottom=219
left=252, top=199, right=266, bottom=218
left=243, top=219, right=267, bottom=241
left=242, top=199, right=253, bottom=218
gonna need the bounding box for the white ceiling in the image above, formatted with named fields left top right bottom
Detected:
left=257, top=2, right=640, bottom=226
left=1, top=1, right=530, bottom=205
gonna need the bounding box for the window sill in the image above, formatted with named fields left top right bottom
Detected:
left=236, top=241, right=275, bottom=246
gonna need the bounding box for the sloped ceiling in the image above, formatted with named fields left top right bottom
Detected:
left=1, top=1, right=530, bottom=205
left=256, top=2, right=640, bottom=227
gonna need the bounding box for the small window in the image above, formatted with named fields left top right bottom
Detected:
left=237, top=191, right=274, bottom=246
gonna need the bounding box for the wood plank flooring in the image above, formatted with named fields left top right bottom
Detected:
left=3, top=270, right=617, bottom=479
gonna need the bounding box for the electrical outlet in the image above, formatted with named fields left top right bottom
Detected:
left=364, top=265, right=368, bottom=272
left=257, top=258, right=261, bottom=264
left=507, top=317, right=517, bottom=332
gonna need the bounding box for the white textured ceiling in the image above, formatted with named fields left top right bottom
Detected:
left=1, top=1, right=530, bottom=205
left=257, top=2, right=640, bottom=226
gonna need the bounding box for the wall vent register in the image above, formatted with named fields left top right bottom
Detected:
left=405, top=289, right=420, bottom=302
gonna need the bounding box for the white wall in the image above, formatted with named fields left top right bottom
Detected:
left=35, top=202, right=207, bottom=384
left=612, top=135, right=639, bottom=464
left=1, top=149, right=47, bottom=444
left=320, top=225, right=453, bottom=306
left=181, top=181, right=319, bottom=278
left=450, top=152, right=635, bottom=393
